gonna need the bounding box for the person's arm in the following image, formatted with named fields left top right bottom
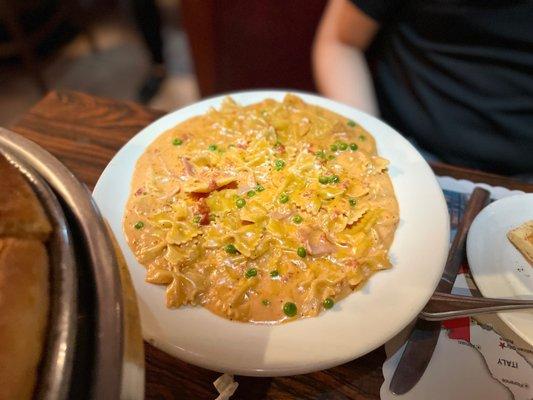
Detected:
left=313, top=0, right=380, bottom=115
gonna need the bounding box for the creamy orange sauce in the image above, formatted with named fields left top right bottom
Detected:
left=124, top=95, right=399, bottom=323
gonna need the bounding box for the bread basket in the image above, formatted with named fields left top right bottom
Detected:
left=0, top=128, right=144, bottom=399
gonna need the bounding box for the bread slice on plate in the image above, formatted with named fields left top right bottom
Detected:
left=507, top=220, right=533, bottom=266
left=0, top=238, right=49, bottom=400
left=0, top=155, right=51, bottom=240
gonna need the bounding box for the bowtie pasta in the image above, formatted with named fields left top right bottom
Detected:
left=124, top=94, right=399, bottom=323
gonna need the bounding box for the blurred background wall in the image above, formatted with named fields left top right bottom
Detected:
left=0, top=0, right=326, bottom=127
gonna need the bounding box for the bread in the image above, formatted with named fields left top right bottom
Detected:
left=0, top=156, right=51, bottom=240
left=0, top=154, right=51, bottom=400
left=0, top=238, right=49, bottom=400
left=507, top=220, right=533, bottom=266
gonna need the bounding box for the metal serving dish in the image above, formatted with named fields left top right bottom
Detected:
left=0, top=128, right=144, bottom=399
left=0, top=150, right=77, bottom=400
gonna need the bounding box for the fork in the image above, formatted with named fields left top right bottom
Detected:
left=420, top=292, right=533, bottom=321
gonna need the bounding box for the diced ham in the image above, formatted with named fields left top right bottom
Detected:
left=207, top=179, right=218, bottom=192
left=236, top=173, right=257, bottom=195
left=345, top=259, right=359, bottom=269
left=297, top=226, right=337, bottom=256
left=274, top=143, right=286, bottom=154
left=269, top=209, right=292, bottom=220
left=181, top=157, right=196, bottom=176
left=237, top=183, right=257, bottom=195
left=195, top=197, right=211, bottom=225
left=236, top=139, right=248, bottom=149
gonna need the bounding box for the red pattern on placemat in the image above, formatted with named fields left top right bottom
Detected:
left=443, top=318, right=471, bottom=342
left=459, top=262, right=469, bottom=274
left=442, top=264, right=471, bottom=342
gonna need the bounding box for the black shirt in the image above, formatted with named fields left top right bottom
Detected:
left=351, top=0, right=533, bottom=175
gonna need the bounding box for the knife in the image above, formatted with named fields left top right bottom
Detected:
left=389, top=187, right=490, bottom=395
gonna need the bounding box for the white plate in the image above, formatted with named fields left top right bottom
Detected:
left=467, top=194, right=533, bottom=346
left=93, top=90, right=449, bottom=376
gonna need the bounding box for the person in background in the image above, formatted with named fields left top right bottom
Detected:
left=131, top=0, right=166, bottom=103
left=313, top=0, right=533, bottom=177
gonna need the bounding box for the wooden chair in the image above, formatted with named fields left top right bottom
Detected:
left=181, top=0, right=327, bottom=97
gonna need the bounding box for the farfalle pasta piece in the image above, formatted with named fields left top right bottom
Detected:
left=164, top=243, right=201, bottom=265
left=170, top=199, right=189, bottom=220
left=145, top=267, right=173, bottom=284
left=239, top=200, right=268, bottom=223
left=206, top=190, right=239, bottom=213
left=232, top=224, right=263, bottom=257
left=291, top=188, right=323, bottom=215
left=183, top=174, right=238, bottom=193
left=344, top=204, right=369, bottom=226
left=202, top=225, right=229, bottom=248
left=230, top=277, right=258, bottom=306
left=345, top=180, right=369, bottom=198
left=137, top=239, right=166, bottom=263
left=371, top=156, right=390, bottom=172
left=166, top=221, right=201, bottom=245
left=191, top=150, right=220, bottom=167
left=165, top=273, right=195, bottom=307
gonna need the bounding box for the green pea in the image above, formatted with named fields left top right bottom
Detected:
left=208, top=144, right=218, bottom=151
left=350, top=143, right=358, bottom=151
left=323, top=297, right=335, bottom=309
left=262, top=299, right=271, bottom=306
left=327, top=154, right=336, bottom=160
left=330, top=175, right=340, bottom=184
left=270, top=270, right=279, bottom=277
left=134, top=221, right=144, bottom=230
left=347, top=120, right=356, bottom=127
left=274, top=159, right=285, bottom=171
left=225, top=244, right=238, bottom=254
left=338, top=142, right=348, bottom=151
left=172, top=138, right=183, bottom=146
left=359, top=135, right=366, bottom=141
left=330, top=144, right=338, bottom=152
left=193, top=215, right=201, bottom=224
left=349, top=198, right=357, bottom=207
left=283, top=302, right=297, bottom=317
left=256, top=184, right=265, bottom=192
left=315, top=150, right=326, bottom=159
left=279, top=193, right=289, bottom=204
left=247, top=190, right=256, bottom=198
left=297, top=247, right=307, bottom=258
left=245, top=268, right=257, bottom=278
left=319, top=176, right=330, bottom=184
left=236, top=198, right=246, bottom=208
left=292, top=215, right=303, bottom=224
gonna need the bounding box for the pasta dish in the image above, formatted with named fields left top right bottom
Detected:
left=123, top=94, right=399, bottom=323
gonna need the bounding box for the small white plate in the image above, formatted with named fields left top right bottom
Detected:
left=467, top=194, right=533, bottom=346
left=93, top=90, right=449, bottom=376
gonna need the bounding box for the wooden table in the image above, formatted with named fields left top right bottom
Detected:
left=10, top=90, right=533, bottom=400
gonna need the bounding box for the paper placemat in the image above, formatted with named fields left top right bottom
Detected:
left=380, top=177, right=533, bottom=400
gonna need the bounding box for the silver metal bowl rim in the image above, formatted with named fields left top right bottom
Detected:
left=0, top=128, right=139, bottom=399
left=0, top=148, right=77, bottom=400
